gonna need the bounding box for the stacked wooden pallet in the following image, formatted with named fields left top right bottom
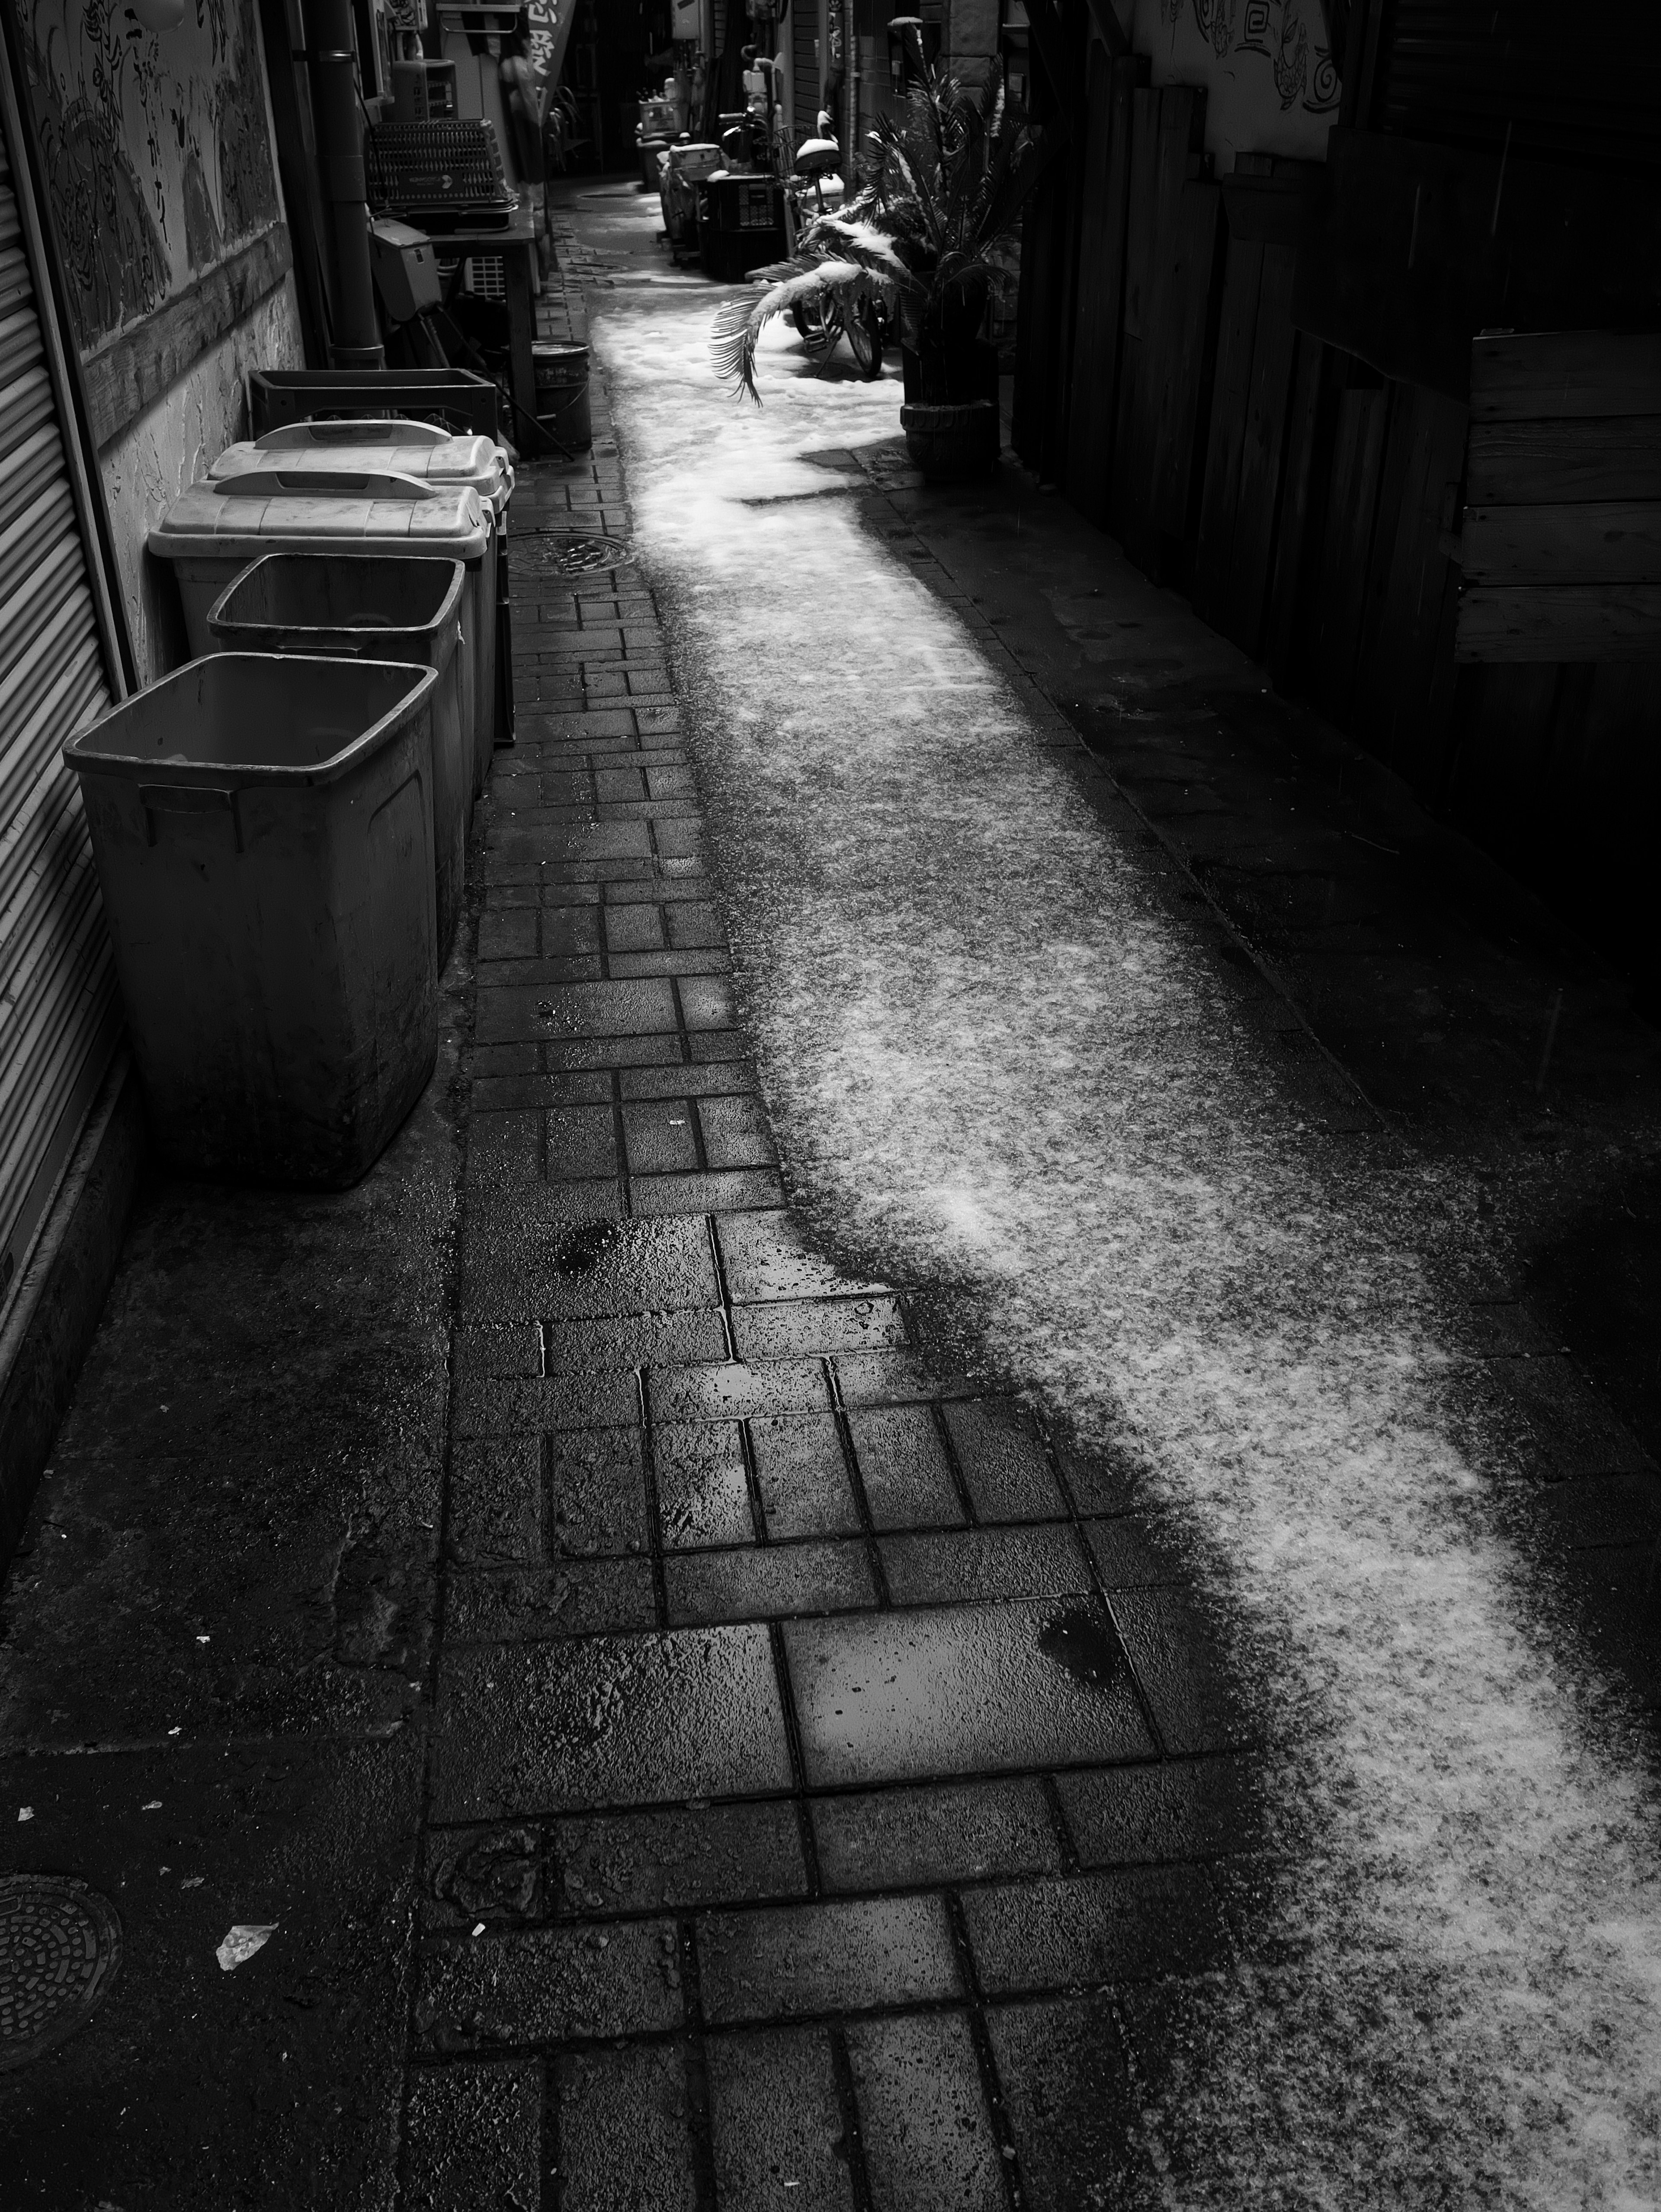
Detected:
left=1456, top=331, right=1661, bottom=662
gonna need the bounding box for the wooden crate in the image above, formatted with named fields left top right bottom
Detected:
left=1456, top=331, right=1661, bottom=660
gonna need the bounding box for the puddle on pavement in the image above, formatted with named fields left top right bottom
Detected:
left=556, top=1221, right=624, bottom=1274
left=1038, top=1603, right=1121, bottom=1690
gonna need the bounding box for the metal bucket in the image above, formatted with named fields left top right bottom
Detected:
left=533, top=342, right=592, bottom=453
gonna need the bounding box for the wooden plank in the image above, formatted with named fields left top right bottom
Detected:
left=1114, top=84, right=1206, bottom=571
left=1062, top=51, right=1137, bottom=522
left=1355, top=382, right=1468, bottom=780
left=1293, top=126, right=1661, bottom=404
left=1222, top=242, right=1299, bottom=659
left=1470, top=331, right=1661, bottom=423
left=80, top=226, right=293, bottom=452
left=1264, top=332, right=1327, bottom=691
left=1148, top=175, right=1223, bottom=548
left=1455, top=583, right=1661, bottom=661
left=1219, top=173, right=1306, bottom=248
left=1468, top=418, right=1661, bottom=507
left=1191, top=235, right=1262, bottom=628
left=1462, top=501, right=1661, bottom=587
left=1011, top=157, right=1052, bottom=468
left=1040, top=6, right=1087, bottom=490
left=1062, top=45, right=1115, bottom=506
left=1305, top=382, right=1388, bottom=723
left=1118, top=87, right=1160, bottom=342
left=1105, top=86, right=1161, bottom=549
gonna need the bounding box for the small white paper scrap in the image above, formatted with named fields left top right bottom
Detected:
left=216, top=1923, right=277, bottom=1972
left=16, top=1806, right=32, bottom=1822
left=141, top=1800, right=162, bottom=1812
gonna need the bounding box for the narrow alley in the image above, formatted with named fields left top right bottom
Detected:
left=1, top=155, right=1658, bottom=2207
left=4, top=0, right=1661, bottom=2183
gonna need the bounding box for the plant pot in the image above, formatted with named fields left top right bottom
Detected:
left=901, top=400, right=999, bottom=483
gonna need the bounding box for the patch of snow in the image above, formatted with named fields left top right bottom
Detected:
left=593, top=296, right=1661, bottom=2204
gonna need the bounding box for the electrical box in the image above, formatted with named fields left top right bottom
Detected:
left=369, top=217, right=443, bottom=322
left=392, top=59, right=458, bottom=121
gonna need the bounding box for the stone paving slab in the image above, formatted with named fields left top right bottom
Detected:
left=397, top=208, right=1275, bottom=2209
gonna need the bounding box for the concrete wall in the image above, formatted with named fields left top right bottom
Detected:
left=1129, top=0, right=1337, bottom=169
left=100, top=277, right=305, bottom=681
left=15, top=0, right=305, bottom=677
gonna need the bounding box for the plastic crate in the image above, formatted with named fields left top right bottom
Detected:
left=248, top=370, right=500, bottom=444
left=366, top=119, right=514, bottom=215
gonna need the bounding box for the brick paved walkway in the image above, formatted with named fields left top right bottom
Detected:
left=398, top=225, right=1243, bottom=2210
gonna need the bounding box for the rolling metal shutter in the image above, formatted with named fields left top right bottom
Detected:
left=0, top=119, right=122, bottom=1314
left=1372, top=2, right=1661, bottom=176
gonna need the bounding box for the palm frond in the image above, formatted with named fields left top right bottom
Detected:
left=709, top=260, right=869, bottom=404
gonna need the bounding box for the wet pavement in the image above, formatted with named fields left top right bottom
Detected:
left=1, top=174, right=1658, bottom=2206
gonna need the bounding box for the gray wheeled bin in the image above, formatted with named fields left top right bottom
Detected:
left=207, top=554, right=470, bottom=962
left=210, top=422, right=514, bottom=785
left=64, top=654, right=441, bottom=1189
left=148, top=473, right=490, bottom=792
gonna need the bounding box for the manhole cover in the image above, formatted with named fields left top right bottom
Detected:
left=0, top=1875, right=122, bottom=2072
left=514, top=533, right=633, bottom=578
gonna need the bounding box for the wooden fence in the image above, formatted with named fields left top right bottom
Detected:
left=1014, top=39, right=1661, bottom=978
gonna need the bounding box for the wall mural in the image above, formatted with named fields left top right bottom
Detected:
left=1157, top=0, right=1337, bottom=116
left=13, top=0, right=283, bottom=353
left=1130, top=0, right=1336, bottom=168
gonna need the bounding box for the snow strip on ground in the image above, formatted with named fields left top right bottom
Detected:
left=593, top=293, right=1661, bottom=2206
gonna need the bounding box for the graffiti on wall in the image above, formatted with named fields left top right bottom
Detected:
left=13, top=0, right=282, bottom=352
left=1158, top=0, right=1338, bottom=116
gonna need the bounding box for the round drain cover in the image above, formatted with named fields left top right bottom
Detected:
left=516, top=532, right=632, bottom=578
left=0, top=1875, right=122, bottom=2072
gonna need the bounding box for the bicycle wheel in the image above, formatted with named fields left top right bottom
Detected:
left=843, top=297, right=884, bottom=379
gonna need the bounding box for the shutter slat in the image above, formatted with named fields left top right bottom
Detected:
left=0, top=142, right=121, bottom=1302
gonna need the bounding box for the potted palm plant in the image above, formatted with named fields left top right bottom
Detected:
left=710, top=35, right=1049, bottom=481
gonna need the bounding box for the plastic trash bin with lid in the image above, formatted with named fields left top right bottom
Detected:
left=211, top=420, right=514, bottom=773
left=149, top=470, right=493, bottom=790
left=207, top=554, right=470, bottom=961
left=64, top=654, right=441, bottom=1188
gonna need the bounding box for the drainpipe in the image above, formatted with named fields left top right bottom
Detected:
left=312, top=0, right=385, bottom=367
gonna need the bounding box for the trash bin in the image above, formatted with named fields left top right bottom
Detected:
left=206, top=554, right=470, bottom=962
left=149, top=469, right=494, bottom=787
left=248, top=367, right=500, bottom=443
left=64, top=654, right=441, bottom=1189
left=210, top=423, right=514, bottom=777
left=533, top=344, right=592, bottom=453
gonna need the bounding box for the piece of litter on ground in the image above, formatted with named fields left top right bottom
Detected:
left=159, top=1866, right=170, bottom=1875
left=141, top=1800, right=161, bottom=1812
left=181, top=1875, right=204, bottom=1889
left=216, top=1923, right=277, bottom=1972
left=16, top=1806, right=32, bottom=1822
left=167, top=1725, right=181, bottom=1736
left=195, top=1634, right=210, bottom=1645
left=471, top=1921, right=486, bottom=1938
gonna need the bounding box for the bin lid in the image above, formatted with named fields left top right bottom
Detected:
left=64, top=654, right=440, bottom=789
left=215, top=421, right=514, bottom=513
left=150, top=474, right=490, bottom=564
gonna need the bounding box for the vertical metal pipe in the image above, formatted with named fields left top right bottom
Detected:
left=311, top=0, right=384, bottom=366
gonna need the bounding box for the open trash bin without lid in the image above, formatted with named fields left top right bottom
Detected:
left=207, top=555, right=470, bottom=962
left=212, top=421, right=515, bottom=771
left=65, top=654, right=441, bottom=1189
left=248, top=368, right=500, bottom=444
left=149, top=469, right=493, bottom=789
